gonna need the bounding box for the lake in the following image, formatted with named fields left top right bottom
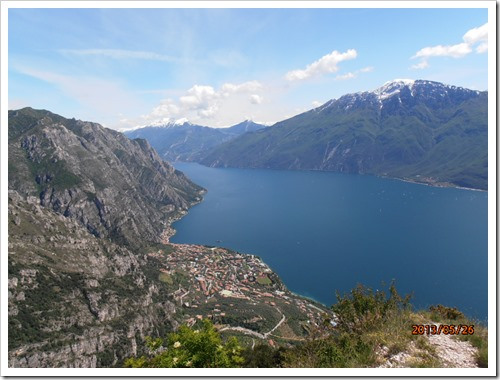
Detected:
left=171, top=162, right=488, bottom=322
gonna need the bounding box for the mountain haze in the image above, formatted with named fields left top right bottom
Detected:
left=201, top=80, right=487, bottom=190
left=125, top=120, right=265, bottom=162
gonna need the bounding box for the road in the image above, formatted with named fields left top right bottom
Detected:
left=219, top=309, right=286, bottom=339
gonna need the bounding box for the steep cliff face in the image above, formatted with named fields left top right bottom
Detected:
left=8, top=108, right=331, bottom=368
left=7, top=108, right=204, bottom=367
left=9, top=108, right=204, bottom=248
left=8, top=191, right=179, bottom=367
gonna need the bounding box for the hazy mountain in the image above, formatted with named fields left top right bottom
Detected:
left=125, top=120, right=266, bottom=162
left=201, top=80, right=487, bottom=190
left=224, top=119, right=266, bottom=135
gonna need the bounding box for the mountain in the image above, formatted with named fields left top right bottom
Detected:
left=8, top=108, right=331, bottom=367
left=201, top=80, right=488, bottom=190
left=224, top=119, right=266, bottom=135
left=9, top=107, right=204, bottom=249
left=125, top=120, right=266, bottom=162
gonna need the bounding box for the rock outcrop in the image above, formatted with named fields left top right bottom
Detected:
left=8, top=108, right=331, bottom=368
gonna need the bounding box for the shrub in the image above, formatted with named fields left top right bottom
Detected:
left=332, top=281, right=411, bottom=334
left=281, top=333, right=375, bottom=368
left=242, top=344, right=284, bottom=368
left=428, top=304, right=464, bottom=321
left=124, top=319, right=244, bottom=368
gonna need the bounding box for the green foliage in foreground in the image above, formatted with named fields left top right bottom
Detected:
left=124, top=319, right=244, bottom=368
left=281, top=282, right=413, bottom=368
left=125, top=283, right=488, bottom=368
left=332, top=281, right=412, bottom=335
left=281, top=332, right=376, bottom=368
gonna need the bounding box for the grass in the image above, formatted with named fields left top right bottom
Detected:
left=256, top=276, right=272, bottom=285
left=279, top=282, right=488, bottom=368
left=419, top=304, right=488, bottom=368
left=158, top=272, right=173, bottom=285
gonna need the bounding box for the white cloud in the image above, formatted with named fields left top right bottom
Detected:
left=150, top=99, right=180, bottom=120
left=311, top=100, right=322, bottom=108
left=249, top=94, right=263, bottom=104
left=199, top=105, right=218, bottom=118
left=143, top=80, right=266, bottom=125
left=14, top=66, right=142, bottom=121
left=463, top=23, right=488, bottom=46
left=180, top=85, right=218, bottom=108
left=285, top=49, right=357, bottom=81
left=413, top=42, right=472, bottom=59
left=411, top=22, right=488, bottom=68
left=59, top=48, right=189, bottom=63
left=360, top=66, right=374, bottom=73
left=335, top=72, right=356, bottom=81
left=476, top=41, right=488, bottom=53
left=221, top=80, right=263, bottom=94
left=410, top=60, right=430, bottom=70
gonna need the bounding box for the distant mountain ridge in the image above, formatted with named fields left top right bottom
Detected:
left=125, top=119, right=266, bottom=162
left=201, top=80, right=488, bottom=190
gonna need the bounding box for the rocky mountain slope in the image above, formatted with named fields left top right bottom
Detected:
left=9, top=108, right=204, bottom=249
left=201, top=80, right=487, bottom=190
left=8, top=192, right=180, bottom=367
left=8, top=108, right=330, bottom=368
left=125, top=120, right=265, bottom=162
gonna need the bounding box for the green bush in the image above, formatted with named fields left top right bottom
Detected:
left=428, top=304, right=464, bottom=321
left=332, top=281, right=411, bottom=334
left=281, top=333, right=375, bottom=368
left=124, top=320, right=244, bottom=368
left=242, top=344, right=284, bottom=368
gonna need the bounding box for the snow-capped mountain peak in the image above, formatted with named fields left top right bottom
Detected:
left=316, top=79, right=484, bottom=114
left=373, top=79, right=416, bottom=101
left=135, top=118, right=193, bottom=129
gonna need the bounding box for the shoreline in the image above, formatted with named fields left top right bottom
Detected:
left=165, top=163, right=487, bottom=319
left=386, top=175, right=487, bottom=193
left=176, top=161, right=487, bottom=193
left=161, top=190, right=206, bottom=244
left=160, top=197, right=331, bottom=310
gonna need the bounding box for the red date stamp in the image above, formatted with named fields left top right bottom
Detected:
left=412, top=324, right=474, bottom=335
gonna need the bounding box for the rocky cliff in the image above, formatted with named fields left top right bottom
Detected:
left=8, top=108, right=331, bottom=368
left=9, top=108, right=204, bottom=248
left=8, top=191, right=179, bottom=367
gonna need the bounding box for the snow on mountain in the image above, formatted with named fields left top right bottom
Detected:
left=318, top=79, right=484, bottom=112
left=374, top=79, right=416, bottom=100
left=126, top=118, right=194, bottom=130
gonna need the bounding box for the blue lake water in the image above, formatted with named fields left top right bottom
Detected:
left=171, top=162, right=488, bottom=322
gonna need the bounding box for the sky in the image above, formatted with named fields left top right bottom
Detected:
left=7, top=5, right=489, bottom=131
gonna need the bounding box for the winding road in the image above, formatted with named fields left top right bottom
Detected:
left=219, top=310, right=286, bottom=339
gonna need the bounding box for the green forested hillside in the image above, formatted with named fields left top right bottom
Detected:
left=201, top=80, right=487, bottom=190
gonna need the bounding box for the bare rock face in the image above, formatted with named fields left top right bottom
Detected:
left=8, top=108, right=204, bottom=249
left=8, top=194, right=179, bottom=367
left=8, top=108, right=330, bottom=368
left=7, top=109, right=203, bottom=367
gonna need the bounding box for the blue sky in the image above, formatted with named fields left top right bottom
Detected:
left=8, top=6, right=489, bottom=130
